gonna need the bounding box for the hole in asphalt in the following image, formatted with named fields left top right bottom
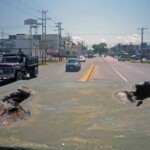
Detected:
left=0, top=86, right=32, bottom=125
left=116, top=81, right=150, bottom=107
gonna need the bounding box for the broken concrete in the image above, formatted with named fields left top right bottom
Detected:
left=0, top=86, right=32, bottom=125
left=117, top=81, right=150, bottom=107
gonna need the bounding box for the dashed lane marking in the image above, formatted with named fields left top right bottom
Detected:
left=111, top=66, right=128, bottom=83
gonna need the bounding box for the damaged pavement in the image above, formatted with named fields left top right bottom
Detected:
left=0, top=86, right=32, bottom=125
left=0, top=80, right=150, bottom=149
left=117, top=80, right=150, bottom=107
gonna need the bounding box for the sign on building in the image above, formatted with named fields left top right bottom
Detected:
left=24, top=19, right=37, bottom=25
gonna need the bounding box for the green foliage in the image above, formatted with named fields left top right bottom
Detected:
left=92, top=43, right=108, bottom=55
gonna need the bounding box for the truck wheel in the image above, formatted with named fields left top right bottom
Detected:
left=15, top=71, right=22, bottom=81
left=30, top=67, right=38, bottom=78
left=34, top=67, right=38, bottom=77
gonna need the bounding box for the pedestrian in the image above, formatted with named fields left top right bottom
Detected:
left=18, top=48, right=24, bottom=63
left=18, top=48, right=23, bottom=55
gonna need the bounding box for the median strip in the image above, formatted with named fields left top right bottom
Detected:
left=79, top=64, right=95, bottom=81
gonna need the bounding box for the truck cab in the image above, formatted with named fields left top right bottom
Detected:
left=0, top=54, right=38, bottom=81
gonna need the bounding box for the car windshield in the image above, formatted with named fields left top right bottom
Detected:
left=0, top=1, right=150, bottom=150
left=2, top=57, right=20, bottom=63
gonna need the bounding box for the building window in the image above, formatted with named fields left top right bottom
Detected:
left=50, top=40, right=54, bottom=43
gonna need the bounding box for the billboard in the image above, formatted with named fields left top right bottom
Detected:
left=24, top=19, right=37, bottom=25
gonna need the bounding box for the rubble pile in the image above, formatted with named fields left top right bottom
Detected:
left=0, top=86, right=32, bottom=125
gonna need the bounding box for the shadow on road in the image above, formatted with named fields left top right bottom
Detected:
left=0, top=80, right=14, bottom=87
left=0, top=77, right=32, bottom=87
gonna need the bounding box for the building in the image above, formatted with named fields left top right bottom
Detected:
left=0, top=39, right=33, bottom=55
left=143, top=45, right=150, bottom=59
left=110, top=43, right=140, bottom=56
left=0, top=33, right=83, bottom=58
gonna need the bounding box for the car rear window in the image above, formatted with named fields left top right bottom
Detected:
left=67, top=59, right=78, bottom=63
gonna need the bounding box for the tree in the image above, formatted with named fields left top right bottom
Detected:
left=92, top=43, right=108, bottom=55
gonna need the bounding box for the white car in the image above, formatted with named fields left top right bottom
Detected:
left=79, top=55, right=86, bottom=62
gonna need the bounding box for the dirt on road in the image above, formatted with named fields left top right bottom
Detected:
left=0, top=80, right=150, bottom=150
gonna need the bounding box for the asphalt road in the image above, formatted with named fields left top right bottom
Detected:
left=38, top=56, right=150, bottom=83
left=1, top=56, right=149, bottom=84
left=0, top=57, right=150, bottom=150
left=38, top=58, right=97, bottom=82
left=90, top=56, right=150, bottom=84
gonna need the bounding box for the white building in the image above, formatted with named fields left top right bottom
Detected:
left=0, top=39, right=34, bottom=55
left=0, top=33, right=79, bottom=57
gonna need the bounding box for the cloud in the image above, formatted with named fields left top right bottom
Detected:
left=117, top=36, right=123, bottom=40
left=71, top=36, right=82, bottom=44
left=100, top=38, right=106, bottom=42
left=123, top=34, right=140, bottom=44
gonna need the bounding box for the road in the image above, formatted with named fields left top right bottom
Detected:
left=0, top=57, right=150, bottom=150
left=90, top=56, right=150, bottom=83
left=37, top=56, right=150, bottom=83
left=38, top=58, right=97, bottom=82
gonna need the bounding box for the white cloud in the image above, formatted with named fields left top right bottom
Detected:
left=117, top=36, right=122, bottom=40
left=123, top=34, right=140, bottom=44
left=71, top=36, right=82, bottom=44
left=100, top=38, right=106, bottom=42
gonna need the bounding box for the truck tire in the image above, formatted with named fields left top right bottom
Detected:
left=15, top=71, right=23, bottom=81
left=30, top=67, right=38, bottom=78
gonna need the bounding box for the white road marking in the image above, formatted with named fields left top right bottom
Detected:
left=111, top=66, right=128, bottom=83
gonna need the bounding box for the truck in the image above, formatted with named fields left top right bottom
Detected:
left=87, top=50, right=94, bottom=58
left=0, top=54, right=38, bottom=81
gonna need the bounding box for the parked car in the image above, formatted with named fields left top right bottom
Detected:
left=93, top=54, right=99, bottom=57
left=66, top=58, right=81, bottom=72
left=79, top=55, right=86, bottom=62
left=118, top=56, right=125, bottom=61
left=131, top=55, right=141, bottom=60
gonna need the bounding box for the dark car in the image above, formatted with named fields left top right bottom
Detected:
left=118, top=56, right=125, bottom=61
left=66, top=58, right=81, bottom=72
left=131, top=55, right=141, bottom=60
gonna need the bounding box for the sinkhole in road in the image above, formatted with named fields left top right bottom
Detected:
left=0, top=86, right=32, bottom=125
left=116, top=81, right=150, bottom=107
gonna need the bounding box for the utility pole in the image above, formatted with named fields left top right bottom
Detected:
left=2, top=28, right=4, bottom=54
left=137, top=27, right=147, bottom=63
left=55, top=22, right=64, bottom=61
left=38, top=10, right=50, bottom=64
left=80, top=41, right=84, bottom=56
left=66, top=33, right=71, bottom=51
left=66, top=33, right=72, bottom=58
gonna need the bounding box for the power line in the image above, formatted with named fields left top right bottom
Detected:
left=19, top=0, right=40, bottom=11
left=1, top=0, right=37, bottom=18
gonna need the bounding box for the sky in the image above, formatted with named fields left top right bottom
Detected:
left=0, top=0, right=150, bottom=47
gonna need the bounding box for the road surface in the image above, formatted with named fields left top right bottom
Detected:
left=90, top=56, right=150, bottom=83
left=0, top=57, right=150, bottom=150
